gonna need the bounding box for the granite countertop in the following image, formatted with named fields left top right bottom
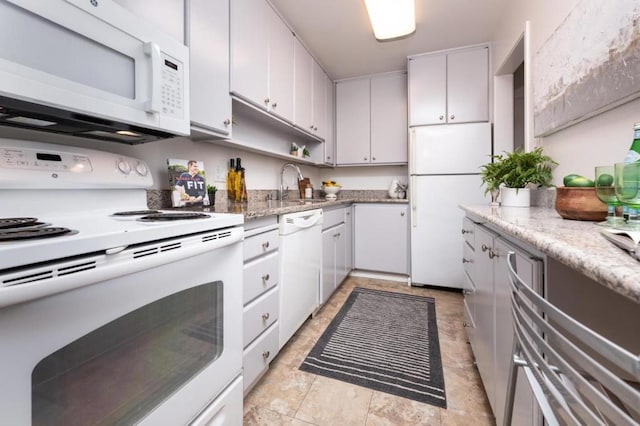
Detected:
left=461, top=205, right=640, bottom=304
left=178, top=197, right=408, bottom=220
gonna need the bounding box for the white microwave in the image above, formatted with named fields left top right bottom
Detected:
left=0, top=0, right=190, bottom=143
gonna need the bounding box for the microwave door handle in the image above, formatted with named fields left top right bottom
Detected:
left=143, top=42, right=162, bottom=114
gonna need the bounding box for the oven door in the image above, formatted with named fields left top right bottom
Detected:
left=0, top=230, right=242, bottom=425
left=0, top=0, right=190, bottom=137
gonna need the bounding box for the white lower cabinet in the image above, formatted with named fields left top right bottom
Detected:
left=320, top=206, right=352, bottom=305
left=242, top=219, right=280, bottom=394
left=465, top=217, right=543, bottom=426
left=354, top=203, right=409, bottom=274
left=242, top=322, right=279, bottom=394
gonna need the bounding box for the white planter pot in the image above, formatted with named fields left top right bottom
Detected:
left=500, top=187, right=530, bottom=207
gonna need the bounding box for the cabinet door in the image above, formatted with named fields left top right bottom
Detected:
left=293, top=38, right=313, bottom=133
left=408, top=54, right=446, bottom=125
left=231, top=0, right=269, bottom=109
left=493, top=238, right=542, bottom=426
left=344, top=206, right=353, bottom=273
left=312, top=60, right=327, bottom=139
left=336, top=79, right=370, bottom=165
left=324, top=79, right=335, bottom=165
left=473, top=225, right=496, bottom=410
left=188, top=0, right=231, bottom=136
left=370, top=73, right=407, bottom=164
left=321, top=228, right=336, bottom=305
left=354, top=204, right=408, bottom=274
left=267, top=6, right=294, bottom=122
left=447, top=47, right=489, bottom=123
left=334, top=223, right=347, bottom=287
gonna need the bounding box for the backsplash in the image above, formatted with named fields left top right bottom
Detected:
left=147, top=189, right=396, bottom=209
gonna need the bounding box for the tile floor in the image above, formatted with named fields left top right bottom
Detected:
left=243, top=276, right=496, bottom=425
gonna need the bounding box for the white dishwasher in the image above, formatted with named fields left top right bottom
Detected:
left=279, top=209, right=323, bottom=348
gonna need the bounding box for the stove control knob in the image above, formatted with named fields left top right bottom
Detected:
left=117, top=160, right=131, bottom=175
left=135, top=162, right=149, bottom=176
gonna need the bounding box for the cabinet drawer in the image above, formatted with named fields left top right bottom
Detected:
left=243, top=286, right=279, bottom=347
left=244, top=229, right=279, bottom=262
left=461, top=216, right=476, bottom=247
left=243, top=251, right=279, bottom=304
left=322, top=207, right=345, bottom=230
left=243, top=322, right=279, bottom=393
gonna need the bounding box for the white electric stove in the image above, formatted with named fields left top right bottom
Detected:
left=0, top=139, right=245, bottom=426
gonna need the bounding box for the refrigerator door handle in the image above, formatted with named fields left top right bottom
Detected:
left=411, top=175, right=417, bottom=228
left=409, top=129, right=416, bottom=175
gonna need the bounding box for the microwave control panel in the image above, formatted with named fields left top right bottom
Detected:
left=160, top=54, right=184, bottom=119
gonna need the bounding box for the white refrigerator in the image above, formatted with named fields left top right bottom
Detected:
left=410, top=122, right=492, bottom=288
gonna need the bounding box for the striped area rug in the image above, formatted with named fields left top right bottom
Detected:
left=299, top=287, right=446, bottom=407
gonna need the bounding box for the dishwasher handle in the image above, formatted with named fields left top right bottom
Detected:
left=292, top=212, right=323, bottom=229
left=280, top=210, right=324, bottom=234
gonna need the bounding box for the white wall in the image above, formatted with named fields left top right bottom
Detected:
left=319, top=165, right=408, bottom=192
left=491, top=0, right=639, bottom=185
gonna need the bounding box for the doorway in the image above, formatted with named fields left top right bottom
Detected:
left=494, top=21, right=532, bottom=155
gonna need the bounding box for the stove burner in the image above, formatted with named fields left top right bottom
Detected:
left=0, top=217, right=39, bottom=229
left=138, top=213, right=211, bottom=222
left=0, top=227, right=75, bottom=241
left=112, top=210, right=162, bottom=216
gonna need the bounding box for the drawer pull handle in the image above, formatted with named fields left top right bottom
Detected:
left=481, top=244, right=489, bottom=252
left=461, top=229, right=472, bottom=234
left=262, top=241, right=270, bottom=250
left=488, top=249, right=499, bottom=259
left=462, top=258, right=472, bottom=264
left=262, top=350, right=270, bottom=359
left=262, top=313, right=270, bottom=321
left=261, top=273, right=270, bottom=282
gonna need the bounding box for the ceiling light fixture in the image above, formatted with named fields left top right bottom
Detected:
left=364, top=0, right=415, bottom=41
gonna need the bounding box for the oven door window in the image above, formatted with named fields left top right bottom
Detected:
left=31, top=281, right=223, bottom=425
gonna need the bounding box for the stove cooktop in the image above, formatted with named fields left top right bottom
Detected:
left=0, top=210, right=244, bottom=270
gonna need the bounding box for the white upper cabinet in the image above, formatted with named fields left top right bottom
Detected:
left=231, top=0, right=294, bottom=123
left=266, top=6, right=294, bottom=122
left=336, top=78, right=370, bottom=164
left=187, top=0, right=232, bottom=137
left=371, top=73, right=407, bottom=164
left=409, top=46, right=488, bottom=126
left=324, top=80, right=335, bottom=165
left=311, top=60, right=327, bottom=140
left=294, top=38, right=328, bottom=140
left=294, top=38, right=312, bottom=132
left=231, top=0, right=269, bottom=108
left=336, top=73, right=407, bottom=165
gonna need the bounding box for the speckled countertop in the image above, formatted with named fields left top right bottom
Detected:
left=169, top=197, right=408, bottom=220
left=461, top=205, right=640, bottom=304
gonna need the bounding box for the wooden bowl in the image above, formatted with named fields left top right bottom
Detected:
left=554, top=187, right=607, bottom=221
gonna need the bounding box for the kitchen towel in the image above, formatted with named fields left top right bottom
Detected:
left=299, top=287, right=446, bottom=408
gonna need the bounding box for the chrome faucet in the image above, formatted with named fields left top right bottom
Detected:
left=279, top=163, right=304, bottom=200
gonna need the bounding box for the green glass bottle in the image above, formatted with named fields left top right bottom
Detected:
left=623, top=122, right=640, bottom=163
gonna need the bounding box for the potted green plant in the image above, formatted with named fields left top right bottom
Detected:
left=290, top=143, right=299, bottom=156
left=206, top=185, right=217, bottom=206
left=480, top=147, right=556, bottom=207
left=302, top=147, right=310, bottom=158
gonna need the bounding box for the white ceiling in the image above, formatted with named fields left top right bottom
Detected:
left=270, top=0, right=511, bottom=80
